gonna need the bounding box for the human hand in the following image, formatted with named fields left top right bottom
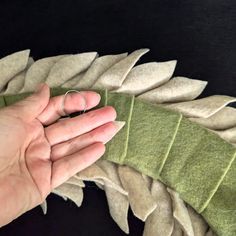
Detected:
left=0, top=83, right=119, bottom=227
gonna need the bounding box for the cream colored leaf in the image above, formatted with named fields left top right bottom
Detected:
left=0, top=50, right=30, bottom=91
left=62, top=71, right=86, bottom=88
left=40, top=200, right=47, bottom=215
left=92, top=48, right=149, bottom=90
left=114, top=60, right=176, bottom=95
left=46, top=52, right=97, bottom=87
left=138, top=76, right=207, bottom=103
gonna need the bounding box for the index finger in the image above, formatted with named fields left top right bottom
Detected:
left=37, top=91, right=101, bottom=125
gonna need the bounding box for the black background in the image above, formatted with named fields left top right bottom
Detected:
left=0, top=0, right=235, bottom=235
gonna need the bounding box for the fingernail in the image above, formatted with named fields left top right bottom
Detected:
left=113, top=121, right=126, bottom=133
left=35, top=83, right=45, bottom=93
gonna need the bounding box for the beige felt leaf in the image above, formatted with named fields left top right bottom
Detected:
left=96, top=160, right=129, bottom=233
left=40, top=200, right=48, bottom=215
left=138, top=76, right=207, bottom=103
left=66, top=176, right=85, bottom=187
left=62, top=71, right=86, bottom=88
left=187, top=205, right=208, bottom=236
left=172, top=220, right=184, bottom=236
left=113, top=60, right=176, bottom=95
left=0, top=50, right=30, bottom=92
left=167, top=188, right=194, bottom=236
left=52, top=183, right=84, bottom=207
left=189, top=107, right=236, bottom=130
left=212, top=126, right=236, bottom=143
left=92, top=48, right=149, bottom=90
left=118, top=165, right=157, bottom=221
left=205, top=229, right=216, bottom=236
left=46, top=52, right=97, bottom=87
left=77, top=163, right=127, bottom=195
left=163, top=95, right=236, bottom=118
left=21, top=55, right=67, bottom=92
left=3, top=57, right=34, bottom=95
left=143, top=180, right=174, bottom=236
left=142, top=174, right=152, bottom=190
left=75, top=53, right=128, bottom=89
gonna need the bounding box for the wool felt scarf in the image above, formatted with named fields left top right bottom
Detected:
left=1, top=87, right=236, bottom=236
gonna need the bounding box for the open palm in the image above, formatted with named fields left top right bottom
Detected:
left=0, top=83, right=118, bottom=227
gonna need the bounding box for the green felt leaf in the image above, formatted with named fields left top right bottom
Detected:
left=202, top=157, right=236, bottom=236
left=4, top=92, right=32, bottom=105
left=160, top=117, right=236, bottom=213
left=101, top=92, right=134, bottom=164
left=124, top=97, right=182, bottom=179
left=0, top=96, right=5, bottom=108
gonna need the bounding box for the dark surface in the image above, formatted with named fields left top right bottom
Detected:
left=0, top=0, right=235, bottom=235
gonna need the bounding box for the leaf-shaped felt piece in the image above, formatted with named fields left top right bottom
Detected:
left=213, top=127, right=236, bottom=143
left=205, top=229, right=216, bottom=236
left=189, top=107, right=236, bottom=130
left=75, top=53, right=128, bottom=89
left=52, top=183, right=84, bottom=207
left=40, top=200, right=48, bottom=215
left=124, top=97, right=182, bottom=179
left=21, top=55, right=66, bottom=92
left=0, top=50, right=30, bottom=91
left=167, top=188, right=194, bottom=236
left=202, top=157, right=236, bottom=236
left=61, top=71, right=86, bottom=88
left=92, top=49, right=149, bottom=90
left=101, top=92, right=134, bottom=164
left=118, top=166, right=157, bottom=221
left=187, top=205, right=208, bottom=236
left=96, top=160, right=129, bottom=233
left=163, top=95, right=236, bottom=118
left=0, top=97, right=5, bottom=108
left=171, top=220, right=184, bottom=236
left=4, top=57, right=34, bottom=95
left=138, top=76, right=207, bottom=103
left=160, top=117, right=236, bottom=213
left=66, top=176, right=85, bottom=187
left=114, top=60, right=177, bottom=95
left=143, top=180, right=174, bottom=236
left=46, top=52, right=97, bottom=87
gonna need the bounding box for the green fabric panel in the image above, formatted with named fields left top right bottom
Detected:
left=101, top=92, right=134, bottom=163
left=202, top=158, right=236, bottom=236
left=124, top=98, right=182, bottom=179
left=0, top=96, right=6, bottom=108
left=4, top=92, right=32, bottom=106
left=160, top=117, right=236, bottom=213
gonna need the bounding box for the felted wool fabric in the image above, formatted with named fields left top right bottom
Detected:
left=1, top=49, right=236, bottom=236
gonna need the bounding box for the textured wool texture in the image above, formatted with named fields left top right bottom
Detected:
left=1, top=86, right=236, bottom=236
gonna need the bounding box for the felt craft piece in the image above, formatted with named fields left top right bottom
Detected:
left=46, top=52, right=97, bottom=87
left=40, top=200, right=47, bottom=215
left=143, top=180, right=174, bottom=236
left=3, top=57, right=34, bottom=95
left=124, top=97, right=182, bottom=178
left=1, top=49, right=236, bottom=236
left=138, top=76, right=207, bottom=103
left=160, top=116, right=236, bottom=213
left=172, top=220, right=184, bottom=236
left=97, top=160, right=129, bottom=233
left=163, top=95, right=236, bottom=118
left=113, top=60, right=177, bottom=95
left=187, top=205, right=208, bottom=236
left=92, top=48, right=149, bottom=90
left=189, top=107, right=236, bottom=130
left=167, top=188, right=194, bottom=236
left=0, top=50, right=30, bottom=91
left=66, top=176, right=85, bottom=187
left=21, top=55, right=67, bottom=93
left=61, top=71, right=86, bottom=88
left=118, top=166, right=157, bottom=221
left=75, top=53, right=128, bottom=88
left=212, top=127, right=236, bottom=143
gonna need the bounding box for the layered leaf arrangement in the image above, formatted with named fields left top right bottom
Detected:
left=0, top=49, right=236, bottom=236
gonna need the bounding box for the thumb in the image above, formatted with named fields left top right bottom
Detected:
left=4, top=83, right=50, bottom=122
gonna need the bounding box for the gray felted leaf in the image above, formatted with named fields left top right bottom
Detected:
left=21, top=55, right=66, bottom=92
left=212, top=127, right=236, bottom=143
left=0, top=50, right=30, bottom=92
left=189, top=107, right=236, bottom=130
left=143, top=180, right=174, bottom=236
left=40, top=200, right=48, bottom=215
left=66, top=176, right=85, bottom=187
left=46, top=52, right=97, bottom=87
left=138, top=76, right=207, bottom=103
left=4, top=57, right=34, bottom=95
left=61, top=71, right=86, bottom=88
left=75, top=53, right=128, bottom=89
left=92, top=49, right=149, bottom=90
left=163, top=95, right=236, bottom=118
left=118, top=166, right=157, bottom=221
left=113, top=60, right=177, bottom=95
left=167, top=188, right=194, bottom=236
left=171, top=220, right=184, bottom=236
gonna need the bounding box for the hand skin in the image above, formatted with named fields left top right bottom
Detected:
left=0, top=83, right=119, bottom=227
